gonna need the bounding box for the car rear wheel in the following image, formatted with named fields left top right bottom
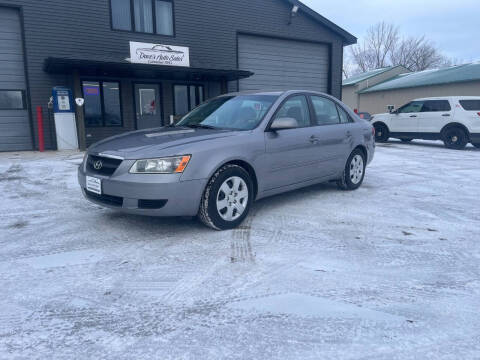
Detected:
left=472, top=143, right=480, bottom=149
left=401, top=138, right=412, bottom=143
left=374, top=123, right=389, bottom=142
left=442, top=127, right=468, bottom=150
left=198, top=164, right=253, bottom=230
left=337, top=149, right=366, bottom=191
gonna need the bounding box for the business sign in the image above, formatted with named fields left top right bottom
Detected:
left=129, top=41, right=190, bottom=67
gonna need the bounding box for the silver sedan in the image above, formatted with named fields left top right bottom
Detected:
left=78, top=90, right=375, bottom=230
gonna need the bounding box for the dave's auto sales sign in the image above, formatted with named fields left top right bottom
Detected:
left=129, top=41, right=190, bottom=67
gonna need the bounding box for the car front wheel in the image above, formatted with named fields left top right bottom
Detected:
left=337, top=149, right=366, bottom=191
left=198, top=164, right=253, bottom=230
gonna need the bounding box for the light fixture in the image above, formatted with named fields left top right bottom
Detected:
left=288, top=4, right=299, bottom=24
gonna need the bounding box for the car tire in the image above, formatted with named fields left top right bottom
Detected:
left=198, top=164, right=253, bottom=230
left=472, top=143, right=480, bottom=149
left=337, top=149, right=366, bottom=191
left=442, top=127, right=468, bottom=150
left=401, top=138, right=412, bottom=143
left=374, top=123, right=389, bottom=142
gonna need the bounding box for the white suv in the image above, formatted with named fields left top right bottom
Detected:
left=372, top=97, right=480, bottom=149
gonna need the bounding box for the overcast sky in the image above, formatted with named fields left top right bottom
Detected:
left=301, top=0, right=480, bottom=63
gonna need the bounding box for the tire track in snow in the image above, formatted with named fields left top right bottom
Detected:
left=230, top=210, right=256, bottom=263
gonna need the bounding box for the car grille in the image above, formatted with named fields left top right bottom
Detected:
left=87, top=155, right=122, bottom=176
left=84, top=189, right=123, bottom=207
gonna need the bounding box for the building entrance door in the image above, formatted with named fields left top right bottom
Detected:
left=135, top=84, right=162, bottom=129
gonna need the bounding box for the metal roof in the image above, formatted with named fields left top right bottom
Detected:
left=359, top=62, right=480, bottom=94
left=342, top=67, right=395, bottom=86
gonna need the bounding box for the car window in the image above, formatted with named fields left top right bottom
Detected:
left=177, top=95, right=278, bottom=130
left=421, top=100, right=451, bottom=112
left=398, top=101, right=424, bottom=114
left=274, top=95, right=311, bottom=128
left=311, top=96, right=340, bottom=125
left=459, top=100, right=480, bottom=111
left=337, top=105, right=353, bottom=123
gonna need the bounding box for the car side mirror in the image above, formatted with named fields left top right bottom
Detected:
left=270, top=117, right=299, bottom=130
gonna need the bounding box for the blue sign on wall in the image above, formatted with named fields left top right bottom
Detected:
left=52, top=87, right=74, bottom=113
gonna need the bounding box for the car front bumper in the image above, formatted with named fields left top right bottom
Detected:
left=78, top=164, right=207, bottom=217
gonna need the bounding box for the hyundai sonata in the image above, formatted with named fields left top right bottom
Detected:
left=78, top=90, right=375, bottom=230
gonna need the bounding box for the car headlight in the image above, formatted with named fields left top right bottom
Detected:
left=129, top=155, right=191, bottom=174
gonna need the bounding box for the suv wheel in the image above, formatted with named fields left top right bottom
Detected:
left=337, top=149, right=366, bottom=191
left=442, top=127, right=468, bottom=150
left=198, top=164, right=253, bottom=230
left=374, top=123, right=389, bottom=142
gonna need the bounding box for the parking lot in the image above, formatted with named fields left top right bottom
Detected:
left=1, top=141, right=479, bottom=359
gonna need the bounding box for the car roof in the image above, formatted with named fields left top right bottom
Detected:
left=220, top=90, right=333, bottom=97
left=222, top=90, right=284, bottom=96
left=413, top=96, right=480, bottom=101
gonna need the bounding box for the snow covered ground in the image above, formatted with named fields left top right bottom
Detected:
left=1, top=141, right=479, bottom=359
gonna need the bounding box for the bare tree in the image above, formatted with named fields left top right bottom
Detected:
left=349, top=22, right=452, bottom=73
left=350, top=22, right=399, bottom=72
left=390, top=36, right=446, bottom=71
left=342, top=54, right=359, bottom=79
left=389, top=36, right=423, bottom=70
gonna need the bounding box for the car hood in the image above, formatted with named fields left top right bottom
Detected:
left=89, top=126, right=237, bottom=159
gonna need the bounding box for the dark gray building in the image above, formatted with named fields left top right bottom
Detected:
left=0, top=0, right=356, bottom=151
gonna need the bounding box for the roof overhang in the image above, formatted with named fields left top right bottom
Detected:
left=43, top=57, right=254, bottom=82
left=285, top=0, right=357, bottom=45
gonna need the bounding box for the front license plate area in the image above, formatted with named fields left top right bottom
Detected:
left=86, top=176, right=102, bottom=195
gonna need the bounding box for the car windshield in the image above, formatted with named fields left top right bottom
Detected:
left=176, top=95, right=278, bottom=130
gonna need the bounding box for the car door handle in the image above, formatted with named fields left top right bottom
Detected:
left=410, top=115, right=417, bottom=118
left=442, top=113, right=451, bottom=117
left=309, top=135, right=319, bottom=144
left=346, top=131, right=352, bottom=137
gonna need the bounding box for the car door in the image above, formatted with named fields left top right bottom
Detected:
left=418, top=100, right=452, bottom=134
left=390, top=100, right=424, bottom=133
left=309, top=95, right=351, bottom=177
left=263, top=95, right=319, bottom=190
